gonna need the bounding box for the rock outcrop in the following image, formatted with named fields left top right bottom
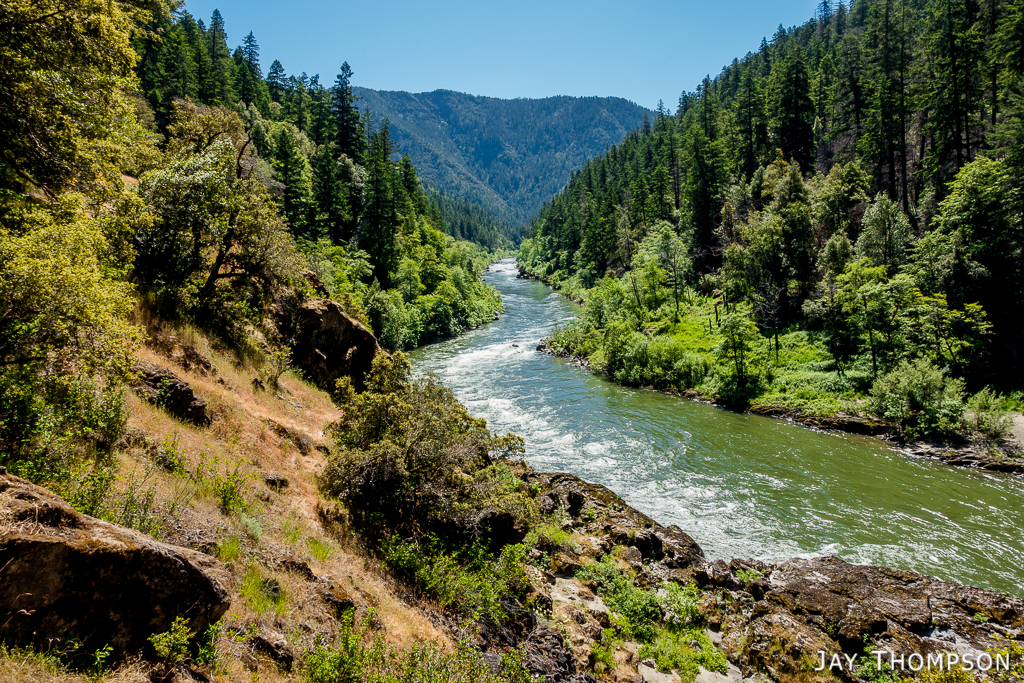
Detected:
left=280, top=297, right=381, bottom=393
left=525, top=466, right=1024, bottom=683
left=132, top=360, right=211, bottom=426
left=525, top=472, right=705, bottom=570
left=0, top=472, right=231, bottom=654
left=694, top=555, right=1024, bottom=680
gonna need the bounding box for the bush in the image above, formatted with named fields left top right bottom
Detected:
left=305, top=611, right=537, bottom=683
left=576, top=558, right=662, bottom=642
left=639, top=629, right=727, bottom=680
left=382, top=536, right=529, bottom=622
left=149, top=616, right=194, bottom=664
left=965, top=387, right=1013, bottom=440
left=870, top=358, right=965, bottom=439
left=322, top=353, right=535, bottom=539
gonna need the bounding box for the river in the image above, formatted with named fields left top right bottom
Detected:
left=408, top=259, right=1024, bottom=596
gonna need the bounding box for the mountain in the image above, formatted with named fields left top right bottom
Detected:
left=354, top=88, right=652, bottom=228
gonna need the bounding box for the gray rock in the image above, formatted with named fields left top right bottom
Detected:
left=132, top=360, right=211, bottom=426
left=0, top=473, right=230, bottom=654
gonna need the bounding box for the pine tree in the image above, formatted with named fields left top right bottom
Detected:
left=736, top=66, right=768, bottom=177
left=273, top=126, right=313, bottom=237
left=331, top=63, right=365, bottom=163
left=769, top=46, right=816, bottom=169
left=861, top=0, right=914, bottom=207
left=161, top=25, right=197, bottom=103
left=360, top=120, right=400, bottom=285
left=242, top=32, right=260, bottom=75
left=922, top=0, right=985, bottom=187
left=308, top=87, right=334, bottom=146
left=311, top=143, right=350, bottom=243
left=207, top=9, right=236, bottom=105
left=267, top=60, right=287, bottom=103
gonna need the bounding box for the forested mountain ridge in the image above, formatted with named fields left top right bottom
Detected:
left=354, top=88, right=652, bottom=227
left=521, top=0, right=1024, bottom=439
left=123, top=6, right=512, bottom=350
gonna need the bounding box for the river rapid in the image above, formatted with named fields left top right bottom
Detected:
left=408, top=259, right=1024, bottom=596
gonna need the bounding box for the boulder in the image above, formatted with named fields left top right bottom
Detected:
left=551, top=551, right=585, bottom=576
left=0, top=473, right=230, bottom=654
left=249, top=626, right=294, bottom=670
left=317, top=581, right=356, bottom=616
left=281, top=297, right=381, bottom=393
left=132, top=360, right=211, bottom=426
left=738, top=556, right=1024, bottom=677
left=656, top=525, right=705, bottom=569
left=741, top=609, right=840, bottom=680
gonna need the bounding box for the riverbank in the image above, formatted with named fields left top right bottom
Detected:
left=5, top=288, right=1023, bottom=683
left=537, top=337, right=1024, bottom=477
left=512, top=467, right=1024, bottom=683
left=526, top=265, right=1024, bottom=479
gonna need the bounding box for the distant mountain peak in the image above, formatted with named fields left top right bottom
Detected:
left=354, top=87, right=651, bottom=226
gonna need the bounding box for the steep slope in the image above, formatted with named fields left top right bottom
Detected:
left=355, top=88, right=651, bottom=225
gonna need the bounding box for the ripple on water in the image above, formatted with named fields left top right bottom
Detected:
left=409, top=260, right=1024, bottom=596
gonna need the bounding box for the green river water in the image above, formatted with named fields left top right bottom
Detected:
left=408, top=259, right=1024, bottom=596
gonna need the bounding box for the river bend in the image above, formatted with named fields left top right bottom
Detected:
left=409, top=259, right=1024, bottom=596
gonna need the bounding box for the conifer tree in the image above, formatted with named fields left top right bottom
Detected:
left=769, top=46, right=816, bottom=169
left=311, top=144, right=350, bottom=243
left=332, top=63, right=365, bottom=163
left=273, top=126, right=313, bottom=237
left=360, top=120, right=400, bottom=285
left=267, top=60, right=287, bottom=103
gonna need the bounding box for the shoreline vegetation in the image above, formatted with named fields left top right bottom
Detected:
left=519, top=268, right=1024, bottom=476
left=513, top=0, right=1024, bottom=475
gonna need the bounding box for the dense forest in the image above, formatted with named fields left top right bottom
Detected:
left=355, top=88, right=651, bottom=227
left=0, top=0, right=514, bottom=493
left=520, top=0, right=1024, bottom=439
left=424, top=185, right=517, bottom=251
left=126, top=4, right=507, bottom=351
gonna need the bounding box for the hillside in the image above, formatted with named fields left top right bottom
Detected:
left=519, top=0, right=1024, bottom=434
left=354, top=88, right=652, bottom=226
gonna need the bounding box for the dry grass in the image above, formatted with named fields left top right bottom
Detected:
left=4, top=323, right=448, bottom=682
left=0, top=650, right=150, bottom=683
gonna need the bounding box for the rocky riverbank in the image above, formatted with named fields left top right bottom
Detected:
left=510, top=469, right=1024, bottom=683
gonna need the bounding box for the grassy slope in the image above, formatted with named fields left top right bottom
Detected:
left=0, top=321, right=444, bottom=683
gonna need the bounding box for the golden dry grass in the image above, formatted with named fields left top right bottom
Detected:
left=4, top=323, right=447, bottom=682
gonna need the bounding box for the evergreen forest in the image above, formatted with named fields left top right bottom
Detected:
left=519, top=0, right=1024, bottom=438
left=131, top=3, right=510, bottom=351
left=354, top=88, right=652, bottom=227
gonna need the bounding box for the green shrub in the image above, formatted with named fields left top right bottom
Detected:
left=149, top=616, right=194, bottom=664
left=734, top=568, right=764, bottom=584
left=239, top=513, right=263, bottom=540
left=965, top=387, right=1013, bottom=440
left=659, top=581, right=701, bottom=627
left=576, top=558, right=662, bottom=642
left=639, top=628, right=727, bottom=680
left=305, top=611, right=369, bottom=683
left=305, top=614, right=537, bottom=683
left=870, top=358, right=965, bottom=438
left=322, top=353, right=535, bottom=540
left=381, top=536, right=529, bottom=623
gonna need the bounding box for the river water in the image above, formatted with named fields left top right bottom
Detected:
left=408, top=259, right=1024, bottom=596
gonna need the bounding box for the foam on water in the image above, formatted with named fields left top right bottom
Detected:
left=409, top=259, right=1024, bottom=596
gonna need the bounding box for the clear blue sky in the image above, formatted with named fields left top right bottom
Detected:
left=184, top=0, right=820, bottom=110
